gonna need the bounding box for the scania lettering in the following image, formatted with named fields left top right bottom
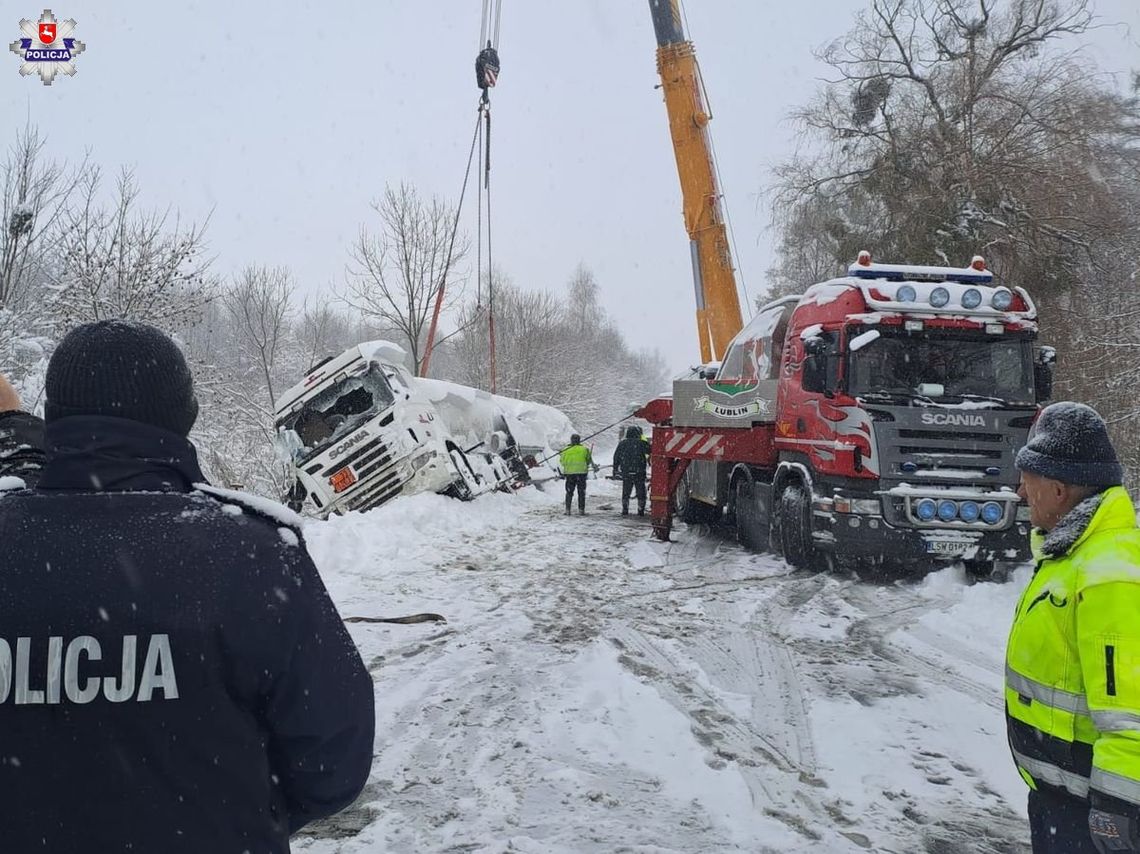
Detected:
left=921, top=412, right=987, bottom=427
left=329, top=431, right=370, bottom=461
left=639, top=254, right=1055, bottom=575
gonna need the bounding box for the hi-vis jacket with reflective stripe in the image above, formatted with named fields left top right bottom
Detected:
left=1006, top=486, right=1140, bottom=814
left=559, top=443, right=592, bottom=475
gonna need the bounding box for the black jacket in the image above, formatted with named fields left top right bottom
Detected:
left=0, top=416, right=375, bottom=854
left=613, top=436, right=649, bottom=479
left=0, top=409, right=45, bottom=486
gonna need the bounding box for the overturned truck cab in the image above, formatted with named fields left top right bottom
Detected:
left=273, top=342, right=487, bottom=517
left=273, top=341, right=577, bottom=517
left=640, top=254, right=1055, bottom=574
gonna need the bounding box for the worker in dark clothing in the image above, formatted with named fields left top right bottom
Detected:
left=0, top=321, right=375, bottom=854
left=613, top=425, right=650, bottom=516
left=0, top=371, right=45, bottom=486
left=560, top=433, right=593, bottom=515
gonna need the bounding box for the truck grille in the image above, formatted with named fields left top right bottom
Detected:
left=879, top=425, right=1014, bottom=482
left=322, top=437, right=405, bottom=513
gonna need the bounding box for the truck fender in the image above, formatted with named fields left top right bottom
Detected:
left=727, top=464, right=754, bottom=507
left=726, top=464, right=754, bottom=524
left=774, top=460, right=815, bottom=500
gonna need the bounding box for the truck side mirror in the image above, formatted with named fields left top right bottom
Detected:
left=1034, top=347, right=1056, bottom=402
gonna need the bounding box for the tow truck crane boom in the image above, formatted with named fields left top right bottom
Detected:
left=648, top=0, right=744, bottom=363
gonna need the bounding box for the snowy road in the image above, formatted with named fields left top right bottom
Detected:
left=293, top=480, right=1032, bottom=853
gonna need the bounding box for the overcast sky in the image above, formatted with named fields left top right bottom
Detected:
left=4, top=1, right=1138, bottom=374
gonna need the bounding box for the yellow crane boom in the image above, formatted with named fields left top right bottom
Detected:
left=648, top=0, right=743, bottom=363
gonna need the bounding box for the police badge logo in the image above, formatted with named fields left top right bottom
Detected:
left=9, top=9, right=85, bottom=85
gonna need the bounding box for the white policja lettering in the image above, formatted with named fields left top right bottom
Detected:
left=0, top=634, right=179, bottom=704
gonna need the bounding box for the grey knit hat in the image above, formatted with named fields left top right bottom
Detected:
left=1015, top=402, right=1123, bottom=487
left=45, top=320, right=199, bottom=436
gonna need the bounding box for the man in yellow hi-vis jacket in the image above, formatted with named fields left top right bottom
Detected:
left=1009, top=402, right=1140, bottom=853
left=559, top=434, right=593, bottom=516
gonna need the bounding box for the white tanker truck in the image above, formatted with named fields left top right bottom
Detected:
left=272, top=341, right=575, bottom=517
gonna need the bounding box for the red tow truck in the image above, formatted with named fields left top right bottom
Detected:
left=638, top=253, right=1056, bottom=574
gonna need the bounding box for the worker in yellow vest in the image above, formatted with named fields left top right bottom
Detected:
left=1007, top=402, right=1140, bottom=854
left=559, top=433, right=593, bottom=516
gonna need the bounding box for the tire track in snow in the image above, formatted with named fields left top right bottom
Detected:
left=839, top=583, right=1004, bottom=711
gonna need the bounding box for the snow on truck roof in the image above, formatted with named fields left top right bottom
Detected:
left=274, top=340, right=404, bottom=416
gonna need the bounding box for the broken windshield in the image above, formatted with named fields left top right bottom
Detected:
left=275, top=364, right=396, bottom=459
left=846, top=329, right=1035, bottom=405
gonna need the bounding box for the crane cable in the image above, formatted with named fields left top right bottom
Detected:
left=419, top=2, right=502, bottom=379
left=474, top=1, right=501, bottom=393
left=419, top=106, right=483, bottom=378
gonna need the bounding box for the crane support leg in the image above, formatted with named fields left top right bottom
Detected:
left=649, top=450, right=689, bottom=542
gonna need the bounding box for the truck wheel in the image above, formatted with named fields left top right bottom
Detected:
left=779, top=483, right=817, bottom=570
left=734, top=478, right=765, bottom=552
left=677, top=467, right=718, bottom=525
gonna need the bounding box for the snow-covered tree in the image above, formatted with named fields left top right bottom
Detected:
left=49, top=167, right=215, bottom=332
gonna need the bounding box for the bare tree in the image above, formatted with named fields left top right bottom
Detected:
left=296, top=298, right=354, bottom=373
left=0, top=124, right=88, bottom=310
left=50, top=167, right=215, bottom=331
left=452, top=264, right=668, bottom=433
left=222, top=265, right=294, bottom=406
left=342, top=182, right=468, bottom=372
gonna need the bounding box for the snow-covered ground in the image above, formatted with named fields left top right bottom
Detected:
left=294, top=477, right=1032, bottom=853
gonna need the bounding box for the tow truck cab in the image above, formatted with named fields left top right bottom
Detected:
left=769, top=254, right=1052, bottom=569
left=656, top=253, right=1055, bottom=572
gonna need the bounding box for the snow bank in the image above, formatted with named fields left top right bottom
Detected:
left=304, top=489, right=556, bottom=615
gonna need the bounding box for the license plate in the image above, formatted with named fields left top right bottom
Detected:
left=925, top=539, right=972, bottom=555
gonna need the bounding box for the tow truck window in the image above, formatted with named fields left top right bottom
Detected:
left=802, top=331, right=840, bottom=395
left=716, top=302, right=791, bottom=384
left=847, top=329, right=1035, bottom=404
left=277, top=364, right=397, bottom=457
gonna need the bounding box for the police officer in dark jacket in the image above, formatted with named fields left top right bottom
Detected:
left=613, top=425, right=650, bottom=516
left=0, top=371, right=45, bottom=486
left=0, top=321, right=375, bottom=854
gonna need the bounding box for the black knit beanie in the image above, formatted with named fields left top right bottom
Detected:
left=45, top=320, right=199, bottom=436
left=1015, top=402, right=1123, bottom=487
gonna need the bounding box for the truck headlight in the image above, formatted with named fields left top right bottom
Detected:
left=992, top=289, right=1014, bottom=310
left=835, top=497, right=880, bottom=514
left=981, top=502, right=1004, bottom=524
left=409, top=451, right=434, bottom=472
left=915, top=498, right=938, bottom=521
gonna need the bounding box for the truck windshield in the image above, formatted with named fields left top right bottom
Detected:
left=276, top=364, right=397, bottom=458
left=847, top=329, right=1035, bottom=404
